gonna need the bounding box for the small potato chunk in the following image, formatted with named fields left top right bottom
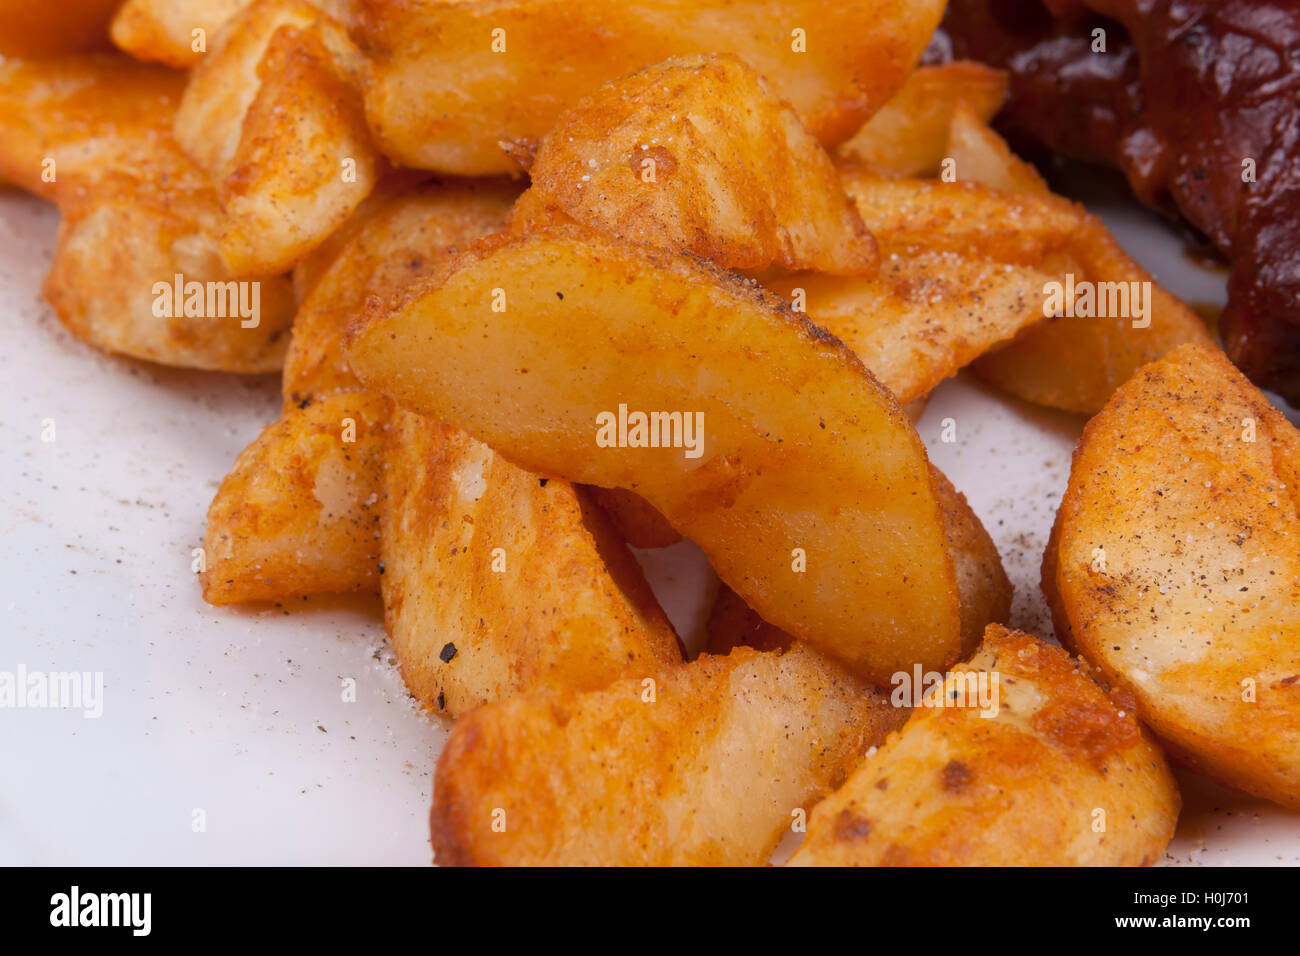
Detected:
left=836, top=61, right=1008, bottom=176
left=1047, top=344, right=1300, bottom=808
left=358, top=0, right=945, bottom=174
left=174, top=0, right=379, bottom=276
left=201, top=390, right=390, bottom=604
left=348, top=225, right=963, bottom=683
left=381, top=410, right=682, bottom=717
left=517, top=55, right=875, bottom=275
left=431, top=644, right=905, bottom=866
left=789, top=625, right=1181, bottom=866
left=111, top=0, right=259, bottom=66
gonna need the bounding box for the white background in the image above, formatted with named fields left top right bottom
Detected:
left=1, top=179, right=1298, bottom=865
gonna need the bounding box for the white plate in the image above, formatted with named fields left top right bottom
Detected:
left=1, top=176, right=1297, bottom=866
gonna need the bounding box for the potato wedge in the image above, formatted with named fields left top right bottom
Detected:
left=515, top=55, right=874, bottom=275
left=1047, top=343, right=1300, bottom=808
left=347, top=224, right=963, bottom=683
left=765, top=253, right=1055, bottom=405
left=431, top=643, right=904, bottom=866
left=836, top=61, right=1008, bottom=176
left=358, top=0, right=944, bottom=175
left=705, top=466, right=1011, bottom=659
left=381, top=409, right=682, bottom=717
left=940, top=114, right=1214, bottom=413
left=0, top=0, right=119, bottom=58
left=173, top=0, right=378, bottom=276
left=201, top=390, right=390, bottom=604
left=789, top=625, right=1180, bottom=866
left=0, top=56, right=297, bottom=372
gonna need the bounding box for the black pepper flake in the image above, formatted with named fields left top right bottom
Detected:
left=556, top=291, right=564, bottom=300
left=298, top=396, right=312, bottom=409
left=378, top=561, right=386, bottom=575
left=439, top=642, right=458, bottom=663
left=538, top=478, right=549, bottom=487
left=437, top=692, right=446, bottom=710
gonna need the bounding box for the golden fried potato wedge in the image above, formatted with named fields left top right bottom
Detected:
left=836, top=62, right=1008, bottom=176
left=0, top=56, right=297, bottom=371
left=348, top=225, right=963, bottom=682
left=515, top=55, right=875, bottom=275
left=431, top=644, right=904, bottom=866
left=1047, top=344, right=1300, bottom=808
left=358, top=0, right=944, bottom=175
left=382, top=409, right=682, bottom=717
left=173, top=0, right=378, bottom=276
left=0, top=0, right=120, bottom=58
left=586, top=487, right=681, bottom=550
left=939, top=115, right=1214, bottom=413
left=201, top=390, right=389, bottom=604
left=766, top=253, right=1054, bottom=405
left=789, top=625, right=1180, bottom=866
left=705, top=466, right=1011, bottom=658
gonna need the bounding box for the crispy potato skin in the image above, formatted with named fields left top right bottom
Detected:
left=357, top=0, right=944, bottom=175
left=203, top=181, right=517, bottom=603
left=837, top=61, right=1008, bottom=176
left=766, top=253, right=1054, bottom=405
left=585, top=487, right=682, bottom=550
left=201, top=390, right=390, bottom=604
left=517, top=55, right=875, bottom=275
left=382, top=410, right=682, bottom=716
left=174, top=0, right=378, bottom=276
left=1048, top=344, right=1300, bottom=808
left=789, top=626, right=1180, bottom=866
left=0, top=56, right=296, bottom=372
left=348, top=224, right=963, bottom=683
left=0, top=0, right=120, bottom=58
left=431, top=644, right=905, bottom=866
left=707, top=468, right=1011, bottom=658
left=944, top=100, right=1048, bottom=194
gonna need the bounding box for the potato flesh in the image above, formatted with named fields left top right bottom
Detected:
left=521, top=54, right=875, bottom=275
left=431, top=644, right=904, bottom=866
left=348, top=225, right=963, bottom=682
left=382, top=410, right=682, bottom=717
left=358, top=0, right=945, bottom=174
left=789, top=626, right=1181, bottom=866
left=1050, top=344, right=1300, bottom=808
